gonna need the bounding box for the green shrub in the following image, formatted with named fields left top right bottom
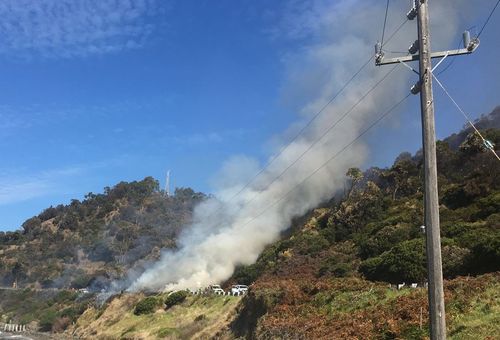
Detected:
left=360, top=239, right=426, bottom=283
left=134, top=296, right=159, bottom=315
left=52, top=290, right=78, bottom=304
left=466, top=232, right=500, bottom=274
left=441, top=244, right=470, bottom=278
left=317, top=255, right=354, bottom=278
left=296, top=232, right=329, bottom=255
left=164, top=290, right=188, bottom=309
left=232, top=264, right=262, bottom=285
left=59, top=304, right=87, bottom=322
left=39, top=309, right=57, bottom=332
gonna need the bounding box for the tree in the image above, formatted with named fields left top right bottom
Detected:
left=346, top=167, right=363, bottom=197
left=134, top=296, right=160, bottom=315
left=22, top=217, right=42, bottom=235
left=381, top=158, right=419, bottom=200
left=459, top=132, right=485, bottom=155
left=165, top=291, right=188, bottom=309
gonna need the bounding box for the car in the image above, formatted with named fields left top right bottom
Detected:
left=210, top=285, right=225, bottom=295
left=231, top=285, right=248, bottom=295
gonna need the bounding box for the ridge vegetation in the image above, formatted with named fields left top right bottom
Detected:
left=0, top=107, right=499, bottom=338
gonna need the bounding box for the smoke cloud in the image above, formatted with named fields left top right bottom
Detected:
left=127, top=0, right=484, bottom=292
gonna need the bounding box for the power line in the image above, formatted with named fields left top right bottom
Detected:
left=477, top=0, right=500, bottom=38
left=211, top=18, right=409, bottom=210
left=381, top=0, right=390, bottom=46
left=218, top=56, right=374, bottom=206
left=237, top=93, right=411, bottom=229
left=241, top=64, right=400, bottom=208
left=432, top=73, right=500, bottom=161
left=435, top=37, right=462, bottom=76
left=215, top=64, right=401, bottom=229
left=382, top=18, right=408, bottom=48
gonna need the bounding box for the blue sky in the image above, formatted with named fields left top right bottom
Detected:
left=0, top=0, right=499, bottom=231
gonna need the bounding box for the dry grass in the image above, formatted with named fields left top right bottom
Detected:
left=71, top=293, right=241, bottom=339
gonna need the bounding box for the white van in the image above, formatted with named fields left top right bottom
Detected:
left=231, top=285, right=248, bottom=294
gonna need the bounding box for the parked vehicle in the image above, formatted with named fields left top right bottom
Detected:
left=210, top=285, right=225, bottom=294
left=231, top=285, right=248, bottom=294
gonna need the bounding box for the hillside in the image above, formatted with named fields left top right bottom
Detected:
left=0, top=107, right=499, bottom=338
left=223, top=108, right=500, bottom=338
left=0, top=177, right=205, bottom=290
left=64, top=273, right=498, bottom=339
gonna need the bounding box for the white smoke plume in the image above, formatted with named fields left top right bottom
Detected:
left=128, top=0, right=485, bottom=292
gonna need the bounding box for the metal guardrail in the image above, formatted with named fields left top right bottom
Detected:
left=1, top=323, right=27, bottom=332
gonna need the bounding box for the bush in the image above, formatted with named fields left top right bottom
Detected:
left=466, top=232, right=500, bottom=274
left=134, top=296, right=159, bottom=315
left=441, top=244, right=470, bottom=278
left=317, top=254, right=354, bottom=278
left=39, top=309, right=57, bottom=332
left=360, top=239, right=426, bottom=283
left=296, top=232, right=329, bottom=255
left=232, top=264, right=262, bottom=285
left=59, top=305, right=87, bottom=322
left=71, top=273, right=92, bottom=289
left=164, top=290, right=188, bottom=309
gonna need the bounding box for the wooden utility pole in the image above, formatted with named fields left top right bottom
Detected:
left=375, top=1, right=480, bottom=339
left=415, top=2, right=446, bottom=338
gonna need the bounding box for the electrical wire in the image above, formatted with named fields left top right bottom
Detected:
left=436, top=25, right=477, bottom=76
left=227, top=0, right=500, bottom=235
left=206, top=18, right=409, bottom=215
left=211, top=64, right=402, bottom=230
left=382, top=18, right=408, bottom=49
left=381, top=0, right=390, bottom=46
left=432, top=73, right=500, bottom=161
left=237, top=93, right=412, bottom=229
left=234, top=0, right=500, bottom=230
left=435, top=38, right=461, bottom=76
left=477, top=0, right=500, bottom=38
left=241, top=64, right=400, bottom=207
left=216, top=56, right=374, bottom=207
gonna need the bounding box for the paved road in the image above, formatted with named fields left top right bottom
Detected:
left=0, top=331, right=33, bottom=339
left=0, top=331, right=59, bottom=340
left=0, top=287, right=64, bottom=292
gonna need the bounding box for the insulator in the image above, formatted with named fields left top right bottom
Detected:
left=374, top=42, right=384, bottom=65
left=484, top=140, right=494, bottom=150
left=408, top=40, right=419, bottom=55
left=463, top=31, right=471, bottom=49
left=410, top=81, right=421, bottom=95
left=407, top=7, right=417, bottom=20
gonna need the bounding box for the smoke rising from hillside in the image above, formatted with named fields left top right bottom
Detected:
left=127, top=0, right=481, bottom=292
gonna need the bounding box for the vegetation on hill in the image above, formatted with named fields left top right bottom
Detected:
left=0, top=288, right=93, bottom=332
left=229, top=273, right=499, bottom=339
left=232, top=124, right=500, bottom=288
left=226, top=108, right=500, bottom=338
left=0, top=107, right=499, bottom=338
left=0, top=177, right=205, bottom=290
left=72, top=293, right=241, bottom=339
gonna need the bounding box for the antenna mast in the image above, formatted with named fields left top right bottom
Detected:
left=165, top=170, right=171, bottom=197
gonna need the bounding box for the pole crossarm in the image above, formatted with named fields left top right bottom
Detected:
left=376, top=45, right=478, bottom=66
